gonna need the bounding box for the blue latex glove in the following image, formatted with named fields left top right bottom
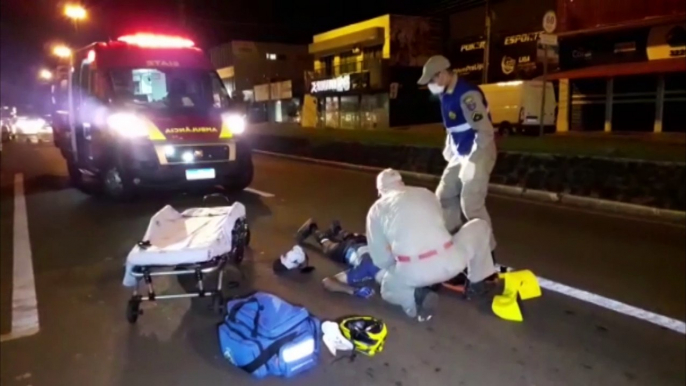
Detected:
left=353, top=286, right=375, bottom=299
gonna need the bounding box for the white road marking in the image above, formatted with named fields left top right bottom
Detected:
left=0, top=174, right=40, bottom=343
left=244, top=187, right=275, bottom=198
left=490, top=192, right=686, bottom=229
left=497, top=265, right=686, bottom=335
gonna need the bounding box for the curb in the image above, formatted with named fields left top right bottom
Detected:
left=253, top=149, right=686, bottom=223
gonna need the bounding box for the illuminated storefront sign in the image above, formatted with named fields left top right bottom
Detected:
left=311, top=74, right=351, bottom=93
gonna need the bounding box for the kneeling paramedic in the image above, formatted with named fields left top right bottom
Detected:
left=418, top=55, right=497, bottom=254
left=296, top=219, right=381, bottom=299
left=367, top=169, right=498, bottom=321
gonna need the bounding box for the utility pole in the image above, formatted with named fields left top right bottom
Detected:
left=482, top=0, right=491, bottom=84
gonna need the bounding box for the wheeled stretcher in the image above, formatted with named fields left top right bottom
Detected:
left=122, top=197, right=250, bottom=323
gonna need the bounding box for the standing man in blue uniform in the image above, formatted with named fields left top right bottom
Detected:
left=417, top=55, right=497, bottom=253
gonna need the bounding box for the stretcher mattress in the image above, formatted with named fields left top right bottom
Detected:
left=125, top=202, right=246, bottom=267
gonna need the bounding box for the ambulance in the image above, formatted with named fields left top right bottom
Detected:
left=52, top=33, right=252, bottom=200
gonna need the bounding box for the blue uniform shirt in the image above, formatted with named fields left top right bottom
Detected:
left=440, top=78, right=490, bottom=156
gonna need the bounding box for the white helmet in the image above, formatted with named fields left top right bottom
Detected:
left=376, top=168, right=404, bottom=196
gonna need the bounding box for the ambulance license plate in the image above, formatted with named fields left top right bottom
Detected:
left=185, top=168, right=216, bottom=181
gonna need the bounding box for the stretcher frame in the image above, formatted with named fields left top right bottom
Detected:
left=125, top=215, right=250, bottom=324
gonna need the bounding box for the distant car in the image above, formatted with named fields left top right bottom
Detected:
left=12, top=115, right=53, bottom=142
left=1, top=108, right=14, bottom=142
left=1, top=121, right=10, bottom=142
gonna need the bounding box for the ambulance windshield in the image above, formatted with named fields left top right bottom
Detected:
left=109, top=68, right=230, bottom=112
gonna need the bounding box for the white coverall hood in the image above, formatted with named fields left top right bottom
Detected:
left=376, top=169, right=404, bottom=196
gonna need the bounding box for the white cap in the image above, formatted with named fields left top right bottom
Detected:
left=376, top=168, right=404, bottom=196
left=322, top=321, right=354, bottom=356
left=279, top=245, right=306, bottom=270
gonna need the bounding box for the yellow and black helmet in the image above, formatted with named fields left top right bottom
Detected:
left=338, top=316, right=388, bottom=356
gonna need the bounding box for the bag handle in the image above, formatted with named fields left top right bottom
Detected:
left=228, top=297, right=262, bottom=338
left=240, top=332, right=297, bottom=374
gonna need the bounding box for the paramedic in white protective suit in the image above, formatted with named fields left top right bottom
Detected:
left=417, top=55, right=497, bottom=254
left=367, top=169, right=497, bottom=321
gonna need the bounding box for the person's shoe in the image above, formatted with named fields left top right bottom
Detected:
left=330, top=220, right=342, bottom=236
left=415, top=287, right=439, bottom=322
left=464, top=274, right=502, bottom=300
left=295, top=218, right=318, bottom=244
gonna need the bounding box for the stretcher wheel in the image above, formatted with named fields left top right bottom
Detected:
left=126, top=297, right=142, bottom=324
left=212, top=293, right=226, bottom=315
left=245, top=228, right=251, bottom=247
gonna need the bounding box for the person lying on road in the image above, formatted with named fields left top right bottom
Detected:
left=366, top=169, right=499, bottom=322
left=295, top=219, right=381, bottom=299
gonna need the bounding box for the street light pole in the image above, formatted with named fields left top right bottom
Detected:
left=178, top=0, right=186, bottom=27
left=482, top=0, right=491, bottom=84
left=67, top=55, right=76, bottom=160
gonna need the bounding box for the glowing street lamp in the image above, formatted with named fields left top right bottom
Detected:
left=52, top=45, right=72, bottom=58
left=64, top=4, right=87, bottom=20
left=39, top=69, right=53, bottom=80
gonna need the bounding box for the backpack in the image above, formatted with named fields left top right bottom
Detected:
left=218, top=292, right=321, bottom=378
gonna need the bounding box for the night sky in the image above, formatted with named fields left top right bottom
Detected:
left=0, top=0, right=477, bottom=105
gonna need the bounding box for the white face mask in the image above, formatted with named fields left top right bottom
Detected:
left=428, top=83, right=445, bottom=95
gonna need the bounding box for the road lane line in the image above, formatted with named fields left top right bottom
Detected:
left=0, top=173, right=40, bottom=343
left=244, top=187, right=275, bottom=198
left=497, top=265, right=686, bottom=335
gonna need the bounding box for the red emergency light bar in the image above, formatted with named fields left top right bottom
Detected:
left=116, top=33, right=195, bottom=48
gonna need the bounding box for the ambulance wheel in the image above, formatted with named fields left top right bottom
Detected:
left=102, top=166, right=135, bottom=201
left=225, top=166, right=253, bottom=192
left=126, top=298, right=142, bottom=324
left=67, top=162, right=87, bottom=192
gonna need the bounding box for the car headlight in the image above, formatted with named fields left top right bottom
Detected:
left=16, top=118, right=46, bottom=134
left=222, top=113, right=246, bottom=135
left=107, top=112, right=149, bottom=138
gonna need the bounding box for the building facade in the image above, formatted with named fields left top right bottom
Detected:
left=303, top=14, right=443, bottom=129
left=549, top=0, right=685, bottom=133
left=443, top=0, right=558, bottom=84
left=209, top=41, right=311, bottom=123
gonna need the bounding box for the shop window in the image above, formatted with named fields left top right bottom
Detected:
left=570, top=79, right=606, bottom=132
left=362, top=47, right=383, bottom=71
left=664, top=73, right=686, bottom=133
left=339, top=53, right=358, bottom=75
left=320, top=56, right=334, bottom=77
left=325, top=96, right=340, bottom=128
left=361, top=94, right=389, bottom=129
left=612, top=75, right=657, bottom=132
left=340, top=95, right=360, bottom=129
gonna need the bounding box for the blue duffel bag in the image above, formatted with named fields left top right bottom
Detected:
left=218, top=292, right=321, bottom=378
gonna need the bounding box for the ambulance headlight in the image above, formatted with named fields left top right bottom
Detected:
left=222, top=113, right=246, bottom=135
left=281, top=338, right=315, bottom=363
left=107, top=112, right=149, bottom=138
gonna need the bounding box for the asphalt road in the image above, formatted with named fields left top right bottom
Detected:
left=1, top=141, right=685, bottom=386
